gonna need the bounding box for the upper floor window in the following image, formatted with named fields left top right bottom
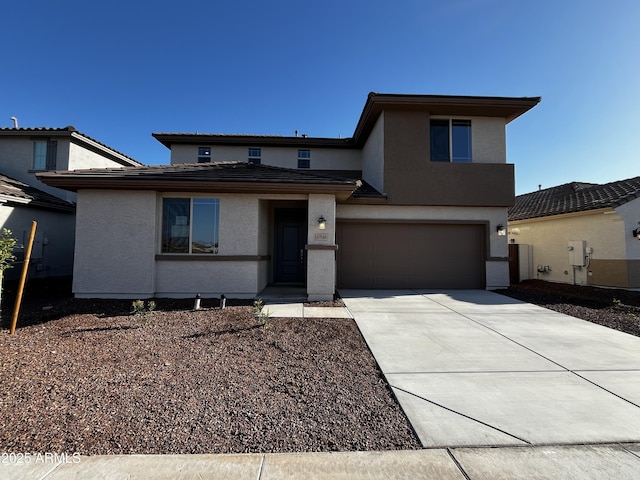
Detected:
left=162, top=197, right=220, bottom=254
left=248, top=148, right=261, bottom=165
left=430, top=119, right=472, bottom=163
left=197, top=147, right=211, bottom=163
left=297, top=149, right=310, bottom=168
left=33, top=140, right=57, bottom=170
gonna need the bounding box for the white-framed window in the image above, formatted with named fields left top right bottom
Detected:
left=430, top=119, right=472, bottom=162
left=161, top=197, right=220, bottom=254
left=248, top=148, right=261, bottom=165
left=33, top=140, right=57, bottom=170
left=297, top=149, right=310, bottom=168
left=197, top=147, right=211, bottom=163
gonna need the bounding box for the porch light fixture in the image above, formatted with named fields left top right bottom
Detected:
left=633, top=224, right=640, bottom=240
left=496, top=224, right=506, bottom=236
left=317, top=215, right=327, bottom=230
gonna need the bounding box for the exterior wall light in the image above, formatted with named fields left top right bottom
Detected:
left=633, top=225, right=640, bottom=240
left=496, top=224, right=506, bottom=236
left=318, top=215, right=327, bottom=230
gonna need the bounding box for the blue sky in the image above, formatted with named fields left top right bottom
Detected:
left=2, top=0, right=638, bottom=194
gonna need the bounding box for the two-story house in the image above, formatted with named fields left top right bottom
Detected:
left=0, top=126, right=141, bottom=279
left=38, top=93, right=540, bottom=299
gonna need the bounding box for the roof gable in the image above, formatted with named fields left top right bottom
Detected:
left=509, top=177, right=640, bottom=221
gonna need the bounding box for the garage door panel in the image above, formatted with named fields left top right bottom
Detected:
left=337, top=223, right=485, bottom=289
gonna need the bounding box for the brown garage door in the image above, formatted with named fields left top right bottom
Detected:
left=336, top=222, right=486, bottom=289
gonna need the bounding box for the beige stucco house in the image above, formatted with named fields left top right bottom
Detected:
left=0, top=126, right=141, bottom=279
left=38, top=93, right=540, bottom=300
left=508, top=177, right=640, bottom=288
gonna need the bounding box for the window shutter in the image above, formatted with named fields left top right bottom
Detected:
left=46, top=141, right=58, bottom=170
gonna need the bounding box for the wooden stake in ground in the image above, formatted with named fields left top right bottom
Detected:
left=9, top=221, right=37, bottom=335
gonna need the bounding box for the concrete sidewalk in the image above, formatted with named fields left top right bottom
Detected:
left=5, top=444, right=640, bottom=479
left=341, top=289, right=640, bottom=449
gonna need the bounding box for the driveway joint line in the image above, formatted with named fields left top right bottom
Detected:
left=256, top=454, right=266, bottom=480
left=620, top=443, right=640, bottom=460
left=423, top=293, right=640, bottom=411
left=387, top=370, right=566, bottom=375
left=446, top=448, right=471, bottom=480
left=391, top=384, right=532, bottom=446
left=430, top=295, right=573, bottom=366
left=570, top=371, right=640, bottom=410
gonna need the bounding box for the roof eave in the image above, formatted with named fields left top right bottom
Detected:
left=152, top=133, right=355, bottom=150
left=37, top=176, right=359, bottom=201
left=352, top=92, right=541, bottom=146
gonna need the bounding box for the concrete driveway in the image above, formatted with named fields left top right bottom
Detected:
left=341, top=289, right=640, bottom=448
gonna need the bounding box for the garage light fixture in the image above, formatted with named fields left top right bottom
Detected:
left=318, top=215, right=327, bottom=230
left=496, top=224, right=506, bottom=236
left=633, top=223, right=640, bottom=240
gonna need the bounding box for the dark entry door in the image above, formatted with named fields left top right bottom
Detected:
left=274, top=209, right=307, bottom=283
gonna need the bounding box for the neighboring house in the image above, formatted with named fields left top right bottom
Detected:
left=0, top=126, right=141, bottom=279
left=508, top=177, right=640, bottom=288
left=0, top=174, right=75, bottom=279
left=0, top=126, right=141, bottom=203
left=38, top=93, right=540, bottom=300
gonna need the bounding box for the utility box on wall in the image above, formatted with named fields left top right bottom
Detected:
left=568, top=240, right=586, bottom=267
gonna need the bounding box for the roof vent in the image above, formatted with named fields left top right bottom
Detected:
left=10, top=116, right=18, bottom=128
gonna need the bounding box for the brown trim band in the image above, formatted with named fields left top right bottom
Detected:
left=156, top=254, right=271, bottom=262
left=306, top=244, right=338, bottom=251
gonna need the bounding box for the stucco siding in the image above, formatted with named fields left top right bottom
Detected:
left=73, top=190, right=157, bottom=297
left=217, top=195, right=260, bottom=255
left=68, top=141, right=128, bottom=170
left=382, top=110, right=514, bottom=206
left=0, top=138, right=74, bottom=201
left=170, top=144, right=361, bottom=170
left=0, top=205, right=75, bottom=280
left=471, top=117, right=506, bottom=164
left=155, top=260, right=260, bottom=297
left=615, top=200, right=640, bottom=261
left=509, top=211, right=628, bottom=286
left=361, top=112, right=385, bottom=193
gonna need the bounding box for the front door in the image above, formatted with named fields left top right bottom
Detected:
left=274, top=208, right=307, bottom=284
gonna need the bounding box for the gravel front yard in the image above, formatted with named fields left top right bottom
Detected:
left=2, top=279, right=639, bottom=455
left=497, top=279, right=640, bottom=337
left=0, top=285, right=420, bottom=455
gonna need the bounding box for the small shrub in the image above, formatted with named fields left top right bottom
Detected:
left=131, top=300, right=156, bottom=323
left=131, top=300, right=146, bottom=315
left=253, top=299, right=271, bottom=325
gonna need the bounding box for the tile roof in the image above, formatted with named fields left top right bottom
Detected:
left=37, top=162, right=363, bottom=201
left=0, top=174, right=75, bottom=212
left=38, top=161, right=359, bottom=184
left=509, top=177, right=640, bottom=221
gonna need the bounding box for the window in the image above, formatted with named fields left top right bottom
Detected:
left=162, top=198, right=219, bottom=254
left=197, top=147, right=211, bottom=163
left=297, top=149, right=310, bottom=168
left=248, top=148, right=261, bottom=165
left=33, top=140, right=57, bottom=170
left=430, top=119, right=472, bottom=162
